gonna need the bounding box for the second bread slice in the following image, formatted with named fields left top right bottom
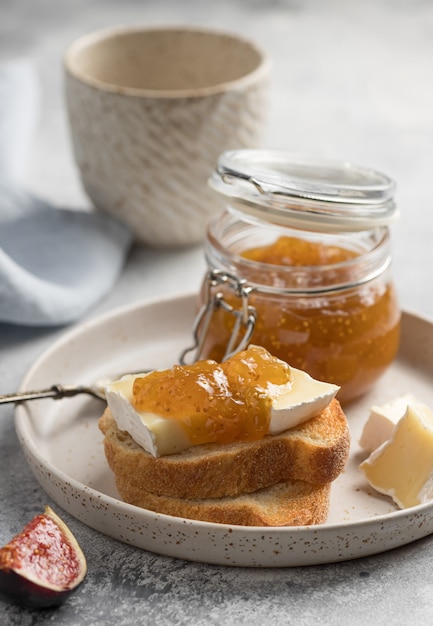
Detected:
left=115, top=477, right=332, bottom=527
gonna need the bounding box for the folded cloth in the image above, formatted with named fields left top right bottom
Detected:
left=0, top=59, right=132, bottom=326
left=0, top=185, right=131, bottom=326
left=0, top=58, right=40, bottom=185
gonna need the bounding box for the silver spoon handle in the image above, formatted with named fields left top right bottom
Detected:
left=0, top=384, right=105, bottom=405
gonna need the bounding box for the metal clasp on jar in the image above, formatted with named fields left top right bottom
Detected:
left=180, top=269, right=256, bottom=365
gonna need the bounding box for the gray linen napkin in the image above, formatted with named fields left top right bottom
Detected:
left=0, top=59, right=132, bottom=326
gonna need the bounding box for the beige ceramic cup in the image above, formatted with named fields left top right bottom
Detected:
left=64, top=25, right=271, bottom=247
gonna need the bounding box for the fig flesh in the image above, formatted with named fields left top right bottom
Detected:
left=0, top=505, right=87, bottom=608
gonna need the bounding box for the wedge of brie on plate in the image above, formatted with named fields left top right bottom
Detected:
left=360, top=402, right=433, bottom=508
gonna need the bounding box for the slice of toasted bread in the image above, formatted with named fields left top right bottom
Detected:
left=98, top=398, right=349, bottom=500
left=116, top=478, right=331, bottom=526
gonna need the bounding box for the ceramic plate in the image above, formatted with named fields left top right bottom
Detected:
left=15, top=293, right=433, bottom=567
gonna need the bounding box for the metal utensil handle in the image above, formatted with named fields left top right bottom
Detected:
left=0, top=384, right=103, bottom=405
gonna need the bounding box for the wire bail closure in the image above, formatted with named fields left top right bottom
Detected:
left=180, top=270, right=256, bottom=365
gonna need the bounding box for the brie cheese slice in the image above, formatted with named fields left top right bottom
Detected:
left=105, top=367, right=339, bottom=457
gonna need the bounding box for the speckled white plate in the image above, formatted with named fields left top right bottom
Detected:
left=15, top=293, right=433, bottom=567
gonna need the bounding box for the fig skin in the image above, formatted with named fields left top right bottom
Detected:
left=0, top=505, right=87, bottom=608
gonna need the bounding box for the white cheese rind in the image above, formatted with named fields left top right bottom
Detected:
left=268, top=367, right=339, bottom=434
left=359, top=393, right=417, bottom=452
left=360, top=402, right=433, bottom=509
left=105, top=368, right=339, bottom=457
left=105, top=375, right=190, bottom=457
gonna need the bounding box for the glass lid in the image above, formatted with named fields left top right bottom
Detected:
left=208, top=149, right=398, bottom=232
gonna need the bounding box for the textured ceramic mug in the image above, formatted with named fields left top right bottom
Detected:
left=64, top=26, right=271, bottom=247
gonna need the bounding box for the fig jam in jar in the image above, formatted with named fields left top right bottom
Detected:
left=197, top=150, right=401, bottom=404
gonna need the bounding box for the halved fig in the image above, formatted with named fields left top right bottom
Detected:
left=0, top=505, right=87, bottom=608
